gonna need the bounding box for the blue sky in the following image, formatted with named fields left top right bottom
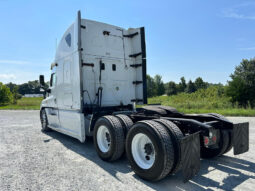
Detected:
left=0, top=0, right=255, bottom=84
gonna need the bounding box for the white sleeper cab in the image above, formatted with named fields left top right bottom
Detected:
left=39, top=11, right=249, bottom=182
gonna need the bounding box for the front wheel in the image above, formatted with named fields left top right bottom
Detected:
left=40, top=109, right=51, bottom=132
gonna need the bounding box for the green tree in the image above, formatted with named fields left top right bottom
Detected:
left=18, top=80, right=41, bottom=95
left=12, top=86, right=22, bottom=104
left=0, top=82, right=13, bottom=105
left=226, top=58, right=255, bottom=107
left=186, top=80, right=197, bottom=93
left=178, top=77, right=186, bottom=92
left=194, top=77, right=207, bottom=90
left=6, top=82, right=22, bottom=103
left=146, top=75, right=156, bottom=97
left=6, top=82, right=17, bottom=92
left=166, top=81, right=177, bottom=96
left=154, top=75, right=165, bottom=96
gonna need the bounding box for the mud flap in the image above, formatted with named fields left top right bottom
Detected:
left=233, top=122, right=249, bottom=155
left=180, top=132, right=200, bottom=182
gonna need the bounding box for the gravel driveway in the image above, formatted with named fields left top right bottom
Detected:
left=0, top=110, right=254, bottom=191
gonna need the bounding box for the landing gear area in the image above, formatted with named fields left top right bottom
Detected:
left=89, top=106, right=249, bottom=182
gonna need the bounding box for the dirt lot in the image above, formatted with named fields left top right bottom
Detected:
left=0, top=110, right=254, bottom=191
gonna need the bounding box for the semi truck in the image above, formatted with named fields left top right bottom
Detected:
left=39, top=11, right=249, bottom=182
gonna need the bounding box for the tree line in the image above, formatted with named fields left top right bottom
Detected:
left=147, top=75, right=213, bottom=97
left=0, top=58, right=254, bottom=108
left=147, top=58, right=255, bottom=108
left=0, top=80, right=48, bottom=106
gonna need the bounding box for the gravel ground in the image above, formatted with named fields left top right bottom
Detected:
left=0, top=110, right=254, bottom=191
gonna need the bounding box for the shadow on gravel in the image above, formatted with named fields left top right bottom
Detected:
left=192, top=156, right=255, bottom=190
left=43, top=130, right=131, bottom=182
left=43, top=131, right=255, bottom=191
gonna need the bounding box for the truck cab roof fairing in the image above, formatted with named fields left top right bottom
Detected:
left=54, top=18, right=124, bottom=62
left=54, top=23, right=76, bottom=61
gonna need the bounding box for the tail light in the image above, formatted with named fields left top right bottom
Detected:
left=204, top=137, right=209, bottom=146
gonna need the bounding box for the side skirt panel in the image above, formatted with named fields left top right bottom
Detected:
left=49, top=110, right=86, bottom=143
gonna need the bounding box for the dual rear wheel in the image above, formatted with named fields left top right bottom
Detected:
left=126, top=120, right=179, bottom=181
left=93, top=113, right=232, bottom=181
left=93, top=114, right=134, bottom=161
left=93, top=116, right=184, bottom=181
left=93, top=115, right=125, bottom=161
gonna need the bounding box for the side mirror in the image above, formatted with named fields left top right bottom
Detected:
left=46, top=89, right=51, bottom=93
left=39, top=75, right=45, bottom=86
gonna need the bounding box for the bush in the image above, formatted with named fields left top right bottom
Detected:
left=148, top=86, right=232, bottom=110
left=0, top=82, right=13, bottom=105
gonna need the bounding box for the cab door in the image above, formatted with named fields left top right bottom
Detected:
left=45, top=69, right=60, bottom=128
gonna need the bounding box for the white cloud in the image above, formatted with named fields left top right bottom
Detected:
left=0, top=60, right=30, bottom=65
left=238, top=47, right=255, bottom=51
left=0, top=71, right=50, bottom=84
left=0, top=74, right=16, bottom=81
left=222, top=3, right=255, bottom=20
left=223, top=11, right=255, bottom=20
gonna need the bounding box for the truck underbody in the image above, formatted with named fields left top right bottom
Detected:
left=40, top=104, right=249, bottom=182
left=39, top=11, right=249, bottom=182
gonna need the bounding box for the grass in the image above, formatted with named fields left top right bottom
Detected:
left=0, top=97, right=43, bottom=110
left=148, top=87, right=255, bottom=116
left=148, top=96, right=255, bottom=116
left=0, top=87, right=254, bottom=116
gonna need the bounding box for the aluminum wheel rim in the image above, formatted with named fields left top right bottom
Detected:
left=97, top=125, right=111, bottom=153
left=131, top=133, right=155, bottom=169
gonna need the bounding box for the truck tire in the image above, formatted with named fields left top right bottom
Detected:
left=93, top=115, right=125, bottom=161
left=126, top=120, right=174, bottom=181
left=40, top=109, right=51, bottom=132
left=115, top=114, right=133, bottom=136
left=208, top=113, right=233, bottom=154
left=223, top=131, right=233, bottom=154
left=153, top=119, right=183, bottom=174
left=201, top=129, right=229, bottom=158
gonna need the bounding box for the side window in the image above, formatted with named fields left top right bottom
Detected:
left=65, top=33, right=71, bottom=47
left=50, top=73, right=56, bottom=87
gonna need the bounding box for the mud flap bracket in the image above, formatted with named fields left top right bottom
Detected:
left=233, top=122, right=249, bottom=155
left=180, top=132, right=200, bottom=182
